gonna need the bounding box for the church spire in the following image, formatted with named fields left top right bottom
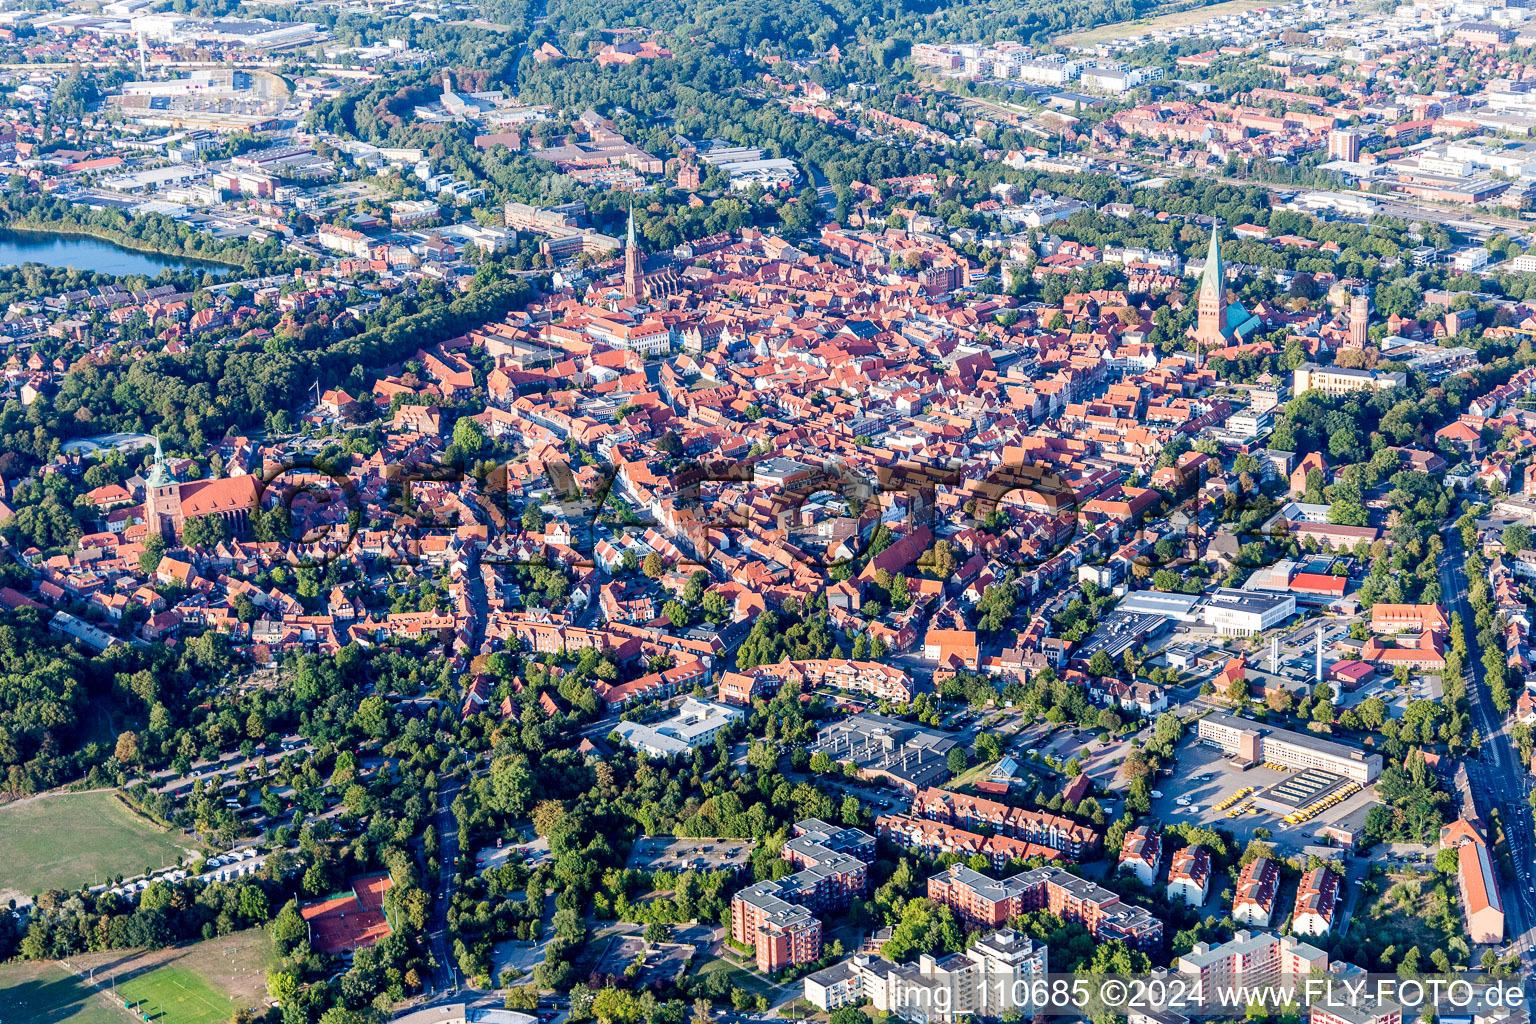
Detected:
left=1189, top=221, right=1230, bottom=363
left=623, top=203, right=643, bottom=303
left=146, top=435, right=172, bottom=488
left=1199, top=222, right=1223, bottom=305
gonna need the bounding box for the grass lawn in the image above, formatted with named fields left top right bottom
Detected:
left=115, top=967, right=231, bottom=1024
left=947, top=759, right=999, bottom=789
left=0, top=961, right=126, bottom=1024
left=0, top=791, right=201, bottom=900
left=688, top=957, right=773, bottom=996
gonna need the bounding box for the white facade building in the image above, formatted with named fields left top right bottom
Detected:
left=804, top=929, right=1047, bottom=1021
left=612, top=698, right=744, bottom=759
left=1200, top=589, right=1297, bottom=637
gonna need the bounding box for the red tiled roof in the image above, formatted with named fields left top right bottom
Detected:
left=178, top=476, right=260, bottom=518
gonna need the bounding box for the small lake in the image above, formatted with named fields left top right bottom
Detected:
left=0, top=229, right=211, bottom=277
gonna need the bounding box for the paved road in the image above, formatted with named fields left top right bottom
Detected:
left=426, top=775, right=464, bottom=993
left=1439, top=538, right=1536, bottom=970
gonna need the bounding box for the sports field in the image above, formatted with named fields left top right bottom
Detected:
left=0, top=929, right=274, bottom=1024
left=0, top=791, right=201, bottom=903
left=115, top=967, right=231, bottom=1024
left=1055, top=0, right=1273, bottom=45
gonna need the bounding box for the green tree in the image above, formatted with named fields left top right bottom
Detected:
left=139, top=534, right=166, bottom=574
left=273, top=899, right=308, bottom=953
left=662, top=600, right=688, bottom=627
left=238, top=884, right=270, bottom=924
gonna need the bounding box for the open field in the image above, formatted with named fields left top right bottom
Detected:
left=0, top=961, right=125, bottom=1024
left=66, top=927, right=275, bottom=1016
left=1055, top=0, right=1273, bottom=45
left=1358, top=869, right=1457, bottom=954
left=688, top=956, right=774, bottom=996
left=0, top=791, right=202, bottom=902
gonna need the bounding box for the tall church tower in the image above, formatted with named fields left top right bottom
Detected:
left=1189, top=223, right=1229, bottom=357
left=143, top=437, right=182, bottom=543
left=623, top=205, right=643, bottom=304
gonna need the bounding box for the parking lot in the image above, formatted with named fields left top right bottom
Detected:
left=624, top=836, right=757, bottom=873
left=1337, top=671, right=1438, bottom=717
left=1149, top=737, right=1378, bottom=853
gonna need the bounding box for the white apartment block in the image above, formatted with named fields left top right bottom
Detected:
left=1167, top=845, right=1211, bottom=906
left=1177, top=931, right=1328, bottom=994
left=805, top=929, right=1047, bottom=1022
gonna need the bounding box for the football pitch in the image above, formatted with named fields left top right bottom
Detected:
left=115, top=967, right=233, bottom=1024
left=0, top=961, right=230, bottom=1024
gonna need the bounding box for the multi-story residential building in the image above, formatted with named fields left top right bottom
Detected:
left=1311, top=992, right=1403, bottom=1024
left=1328, top=129, right=1361, bottom=162
left=1292, top=866, right=1341, bottom=936
left=1177, top=930, right=1328, bottom=994
left=1118, top=826, right=1162, bottom=886
left=804, top=928, right=1047, bottom=1021
left=317, top=224, right=371, bottom=258
left=595, top=658, right=710, bottom=709
left=926, top=864, right=1162, bottom=952
left=1197, top=713, right=1383, bottom=784
left=910, top=788, right=1100, bottom=859
left=719, top=658, right=914, bottom=705
left=877, top=815, right=1063, bottom=869
left=731, top=819, right=875, bottom=971
left=1167, top=845, right=1211, bottom=906
left=927, top=865, right=1032, bottom=927
left=1080, top=66, right=1162, bottom=93
left=1233, top=857, right=1281, bottom=927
